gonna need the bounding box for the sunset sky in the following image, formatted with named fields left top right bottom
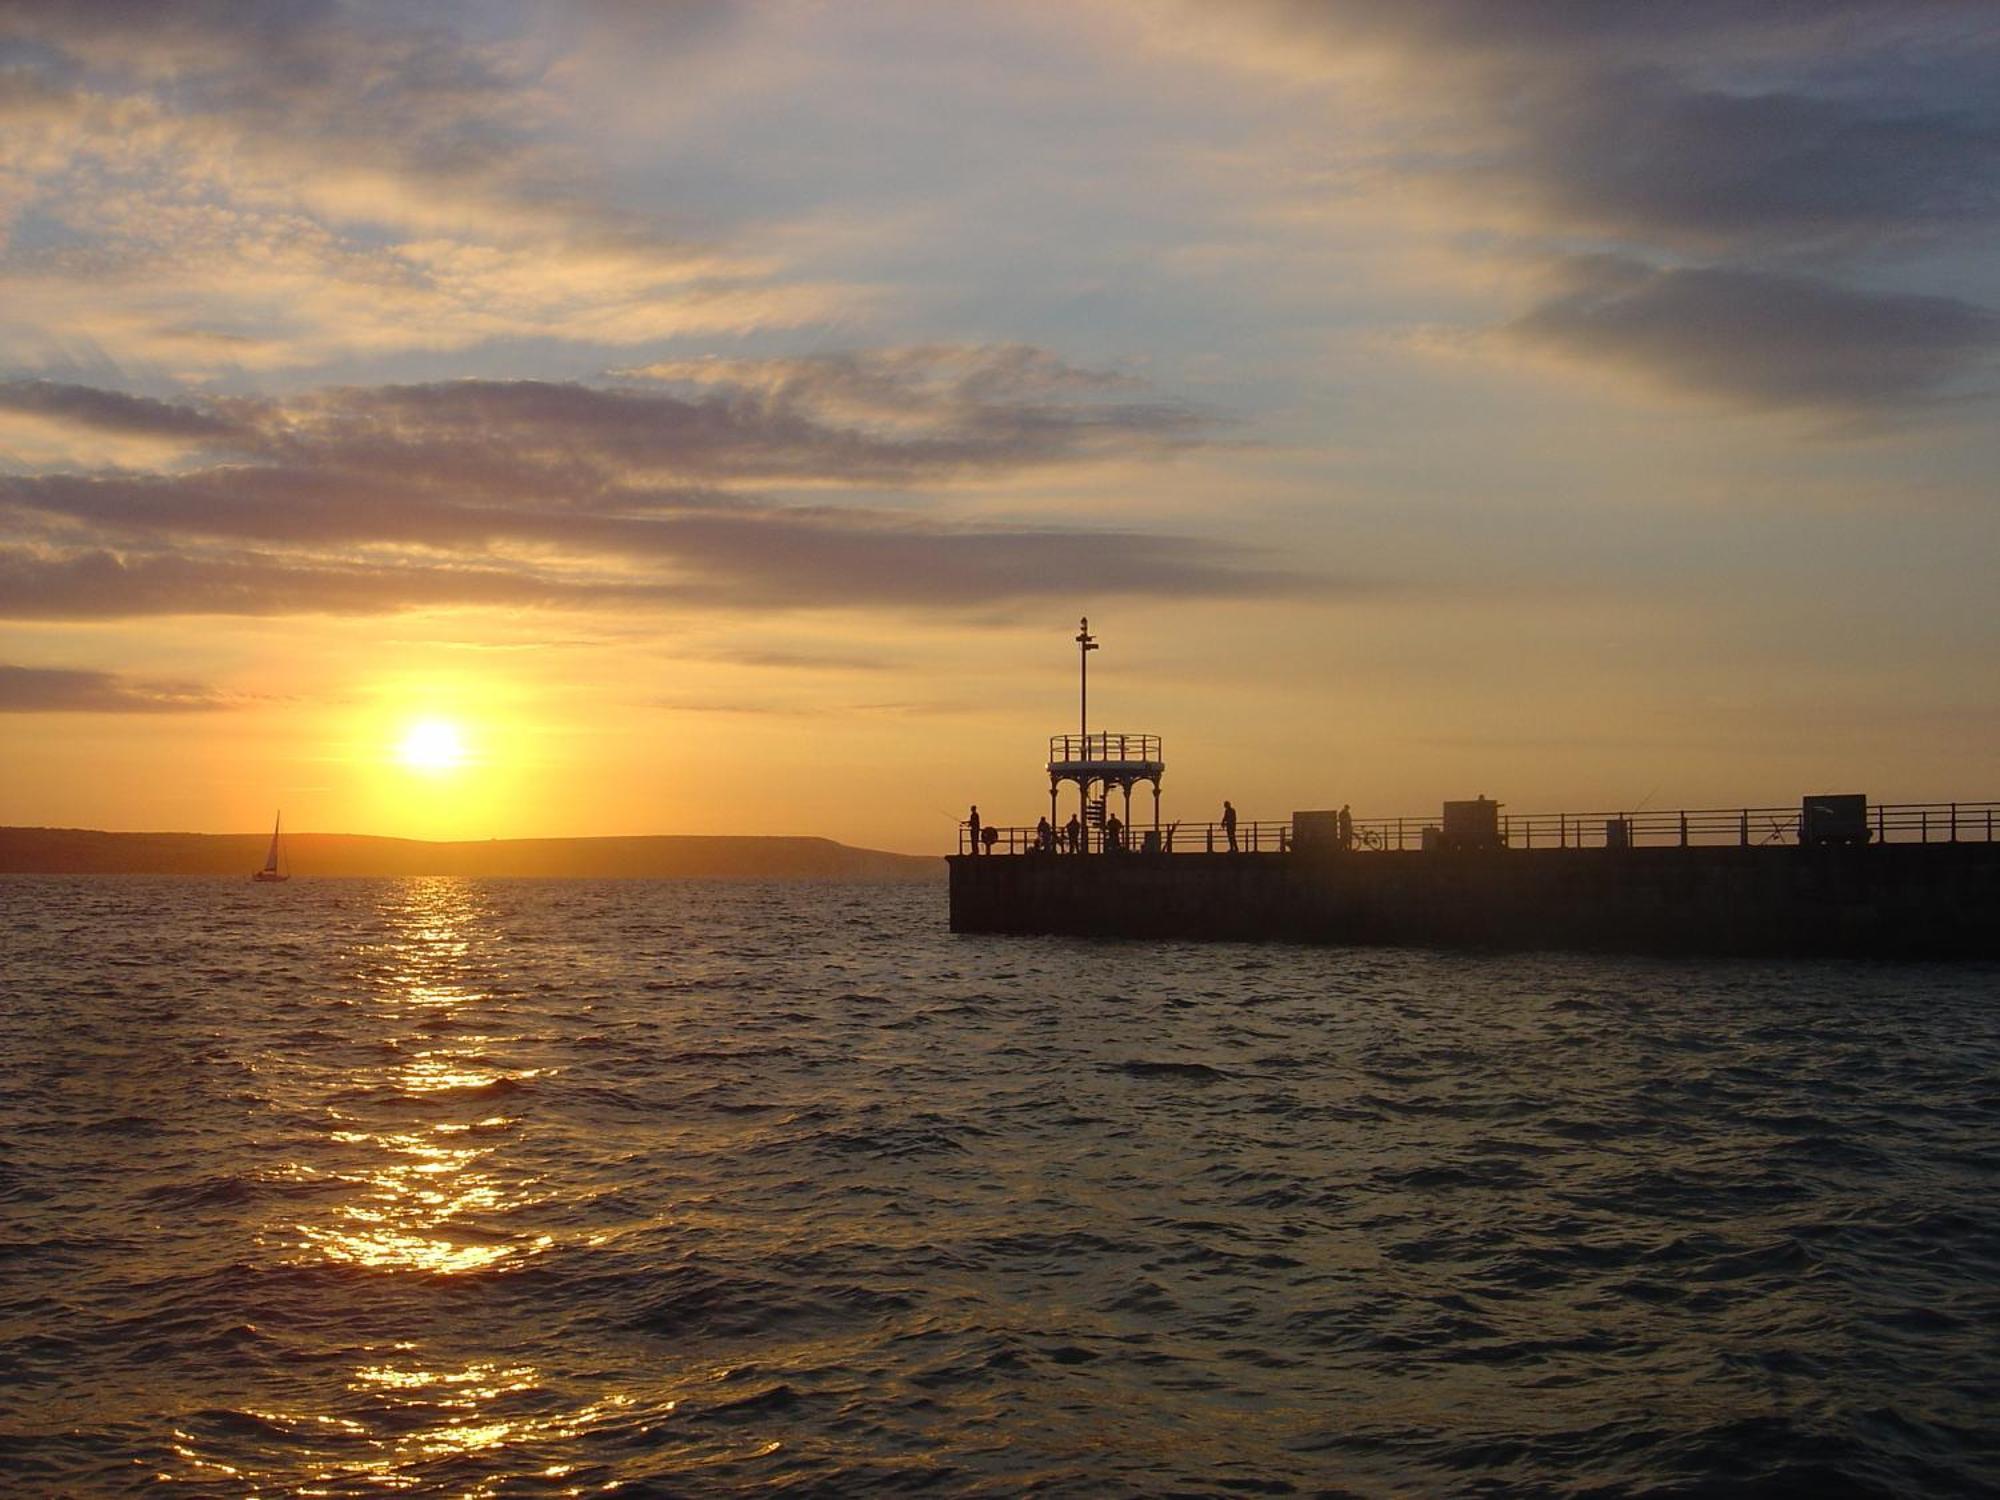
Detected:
left=2, top=1, right=1996, bottom=850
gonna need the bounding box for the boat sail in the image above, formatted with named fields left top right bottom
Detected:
left=253, top=811, right=290, bottom=882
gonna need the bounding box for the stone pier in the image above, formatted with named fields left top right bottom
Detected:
left=948, top=843, right=2000, bottom=957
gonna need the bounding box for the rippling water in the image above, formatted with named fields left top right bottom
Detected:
left=2, top=877, right=1996, bottom=1497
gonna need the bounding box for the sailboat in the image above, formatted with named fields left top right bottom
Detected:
left=252, top=811, right=290, bottom=882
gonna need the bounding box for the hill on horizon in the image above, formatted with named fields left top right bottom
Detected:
left=0, top=828, right=942, bottom=881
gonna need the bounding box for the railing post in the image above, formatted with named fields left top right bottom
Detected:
left=1921, top=810, right=1928, bottom=844
left=1679, top=811, right=1688, bottom=848
left=1951, top=803, right=1958, bottom=843
left=1878, top=804, right=1886, bottom=844
left=1739, top=811, right=1748, bottom=847
left=1397, top=818, right=1405, bottom=851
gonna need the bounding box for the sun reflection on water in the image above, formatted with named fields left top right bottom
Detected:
left=183, top=1363, right=647, bottom=1497
left=285, top=880, right=551, bottom=1278
left=330, top=1359, right=643, bottom=1494
left=225, top=880, right=625, bottom=1493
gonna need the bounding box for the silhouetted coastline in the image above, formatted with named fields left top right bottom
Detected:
left=0, top=828, right=941, bottom=881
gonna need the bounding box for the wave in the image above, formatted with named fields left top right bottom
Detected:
left=4, top=878, right=1996, bottom=1496
left=1112, top=1059, right=1229, bottom=1081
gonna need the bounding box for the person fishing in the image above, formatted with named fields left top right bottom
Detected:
left=967, top=804, right=982, bottom=853
left=1222, top=799, right=1238, bottom=853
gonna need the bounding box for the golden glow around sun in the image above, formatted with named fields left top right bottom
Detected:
left=397, top=718, right=468, bottom=774
left=346, top=676, right=546, bottom=839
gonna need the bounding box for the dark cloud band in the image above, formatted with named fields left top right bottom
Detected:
left=1211, top=0, right=2000, bottom=414
left=1508, top=259, right=2000, bottom=411
left=0, top=661, right=225, bottom=712
left=0, top=350, right=1302, bottom=619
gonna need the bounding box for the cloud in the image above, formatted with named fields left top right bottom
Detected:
left=1512, top=69, right=2000, bottom=250
left=0, top=2, right=839, bottom=369
left=1507, top=259, right=2000, bottom=412
left=1150, top=1, right=2000, bottom=414
left=0, top=527, right=1299, bottom=619
left=0, top=379, right=237, bottom=439
left=0, top=660, right=227, bottom=712
left=0, top=350, right=1305, bottom=618
left=708, top=646, right=895, bottom=673
left=0, top=344, right=1204, bottom=512
left=0, top=547, right=671, bottom=619
left=1178, top=0, right=2000, bottom=252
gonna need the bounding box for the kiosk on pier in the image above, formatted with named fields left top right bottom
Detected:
left=1048, top=618, right=1164, bottom=852
left=1048, top=732, right=1165, bottom=852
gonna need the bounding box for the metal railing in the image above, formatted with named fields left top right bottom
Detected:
left=1047, top=733, right=1162, bottom=766
left=957, top=818, right=1288, bottom=856
left=955, top=801, right=2000, bottom=856
left=1487, top=801, right=2000, bottom=850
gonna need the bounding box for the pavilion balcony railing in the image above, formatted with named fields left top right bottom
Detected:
left=955, top=801, right=2000, bottom=856
left=957, top=818, right=1289, bottom=856
left=1047, top=733, right=1162, bottom=766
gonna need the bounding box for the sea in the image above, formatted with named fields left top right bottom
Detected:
left=1, top=877, right=1995, bottom=1498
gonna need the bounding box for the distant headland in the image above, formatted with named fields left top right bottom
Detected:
left=0, top=828, right=942, bottom=882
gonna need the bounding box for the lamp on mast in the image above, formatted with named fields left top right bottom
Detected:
left=1077, top=617, right=1100, bottom=849
left=1046, top=616, right=1160, bottom=856
left=1076, top=615, right=1098, bottom=748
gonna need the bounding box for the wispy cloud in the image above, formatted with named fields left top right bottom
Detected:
left=0, top=379, right=237, bottom=439
left=0, top=661, right=227, bottom=712
left=0, top=349, right=1302, bottom=618
left=0, top=2, right=839, bottom=370
left=702, top=646, right=895, bottom=674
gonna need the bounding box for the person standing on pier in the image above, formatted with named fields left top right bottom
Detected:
left=1065, top=811, right=1082, bottom=854
left=1222, top=800, right=1238, bottom=853
left=1105, top=811, right=1123, bottom=853
left=967, top=804, right=981, bottom=854
left=1036, top=815, right=1053, bottom=853
left=1338, top=804, right=1354, bottom=851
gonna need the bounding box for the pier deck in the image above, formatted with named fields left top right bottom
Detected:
left=949, top=801, right=2000, bottom=957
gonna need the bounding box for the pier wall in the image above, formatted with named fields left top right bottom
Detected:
left=948, top=844, right=2000, bottom=956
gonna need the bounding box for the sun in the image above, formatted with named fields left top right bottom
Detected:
left=397, top=717, right=468, bottom=774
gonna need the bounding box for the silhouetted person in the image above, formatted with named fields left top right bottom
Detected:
left=1338, top=803, right=1354, bottom=851
left=1222, top=799, right=1237, bottom=853
left=967, top=804, right=981, bottom=854
left=1105, top=812, right=1123, bottom=852
left=1065, top=812, right=1082, bottom=854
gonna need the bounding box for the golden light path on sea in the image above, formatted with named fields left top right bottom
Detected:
left=260, top=879, right=611, bottom=1493
left=287, top=881, right=553, bottom=1278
